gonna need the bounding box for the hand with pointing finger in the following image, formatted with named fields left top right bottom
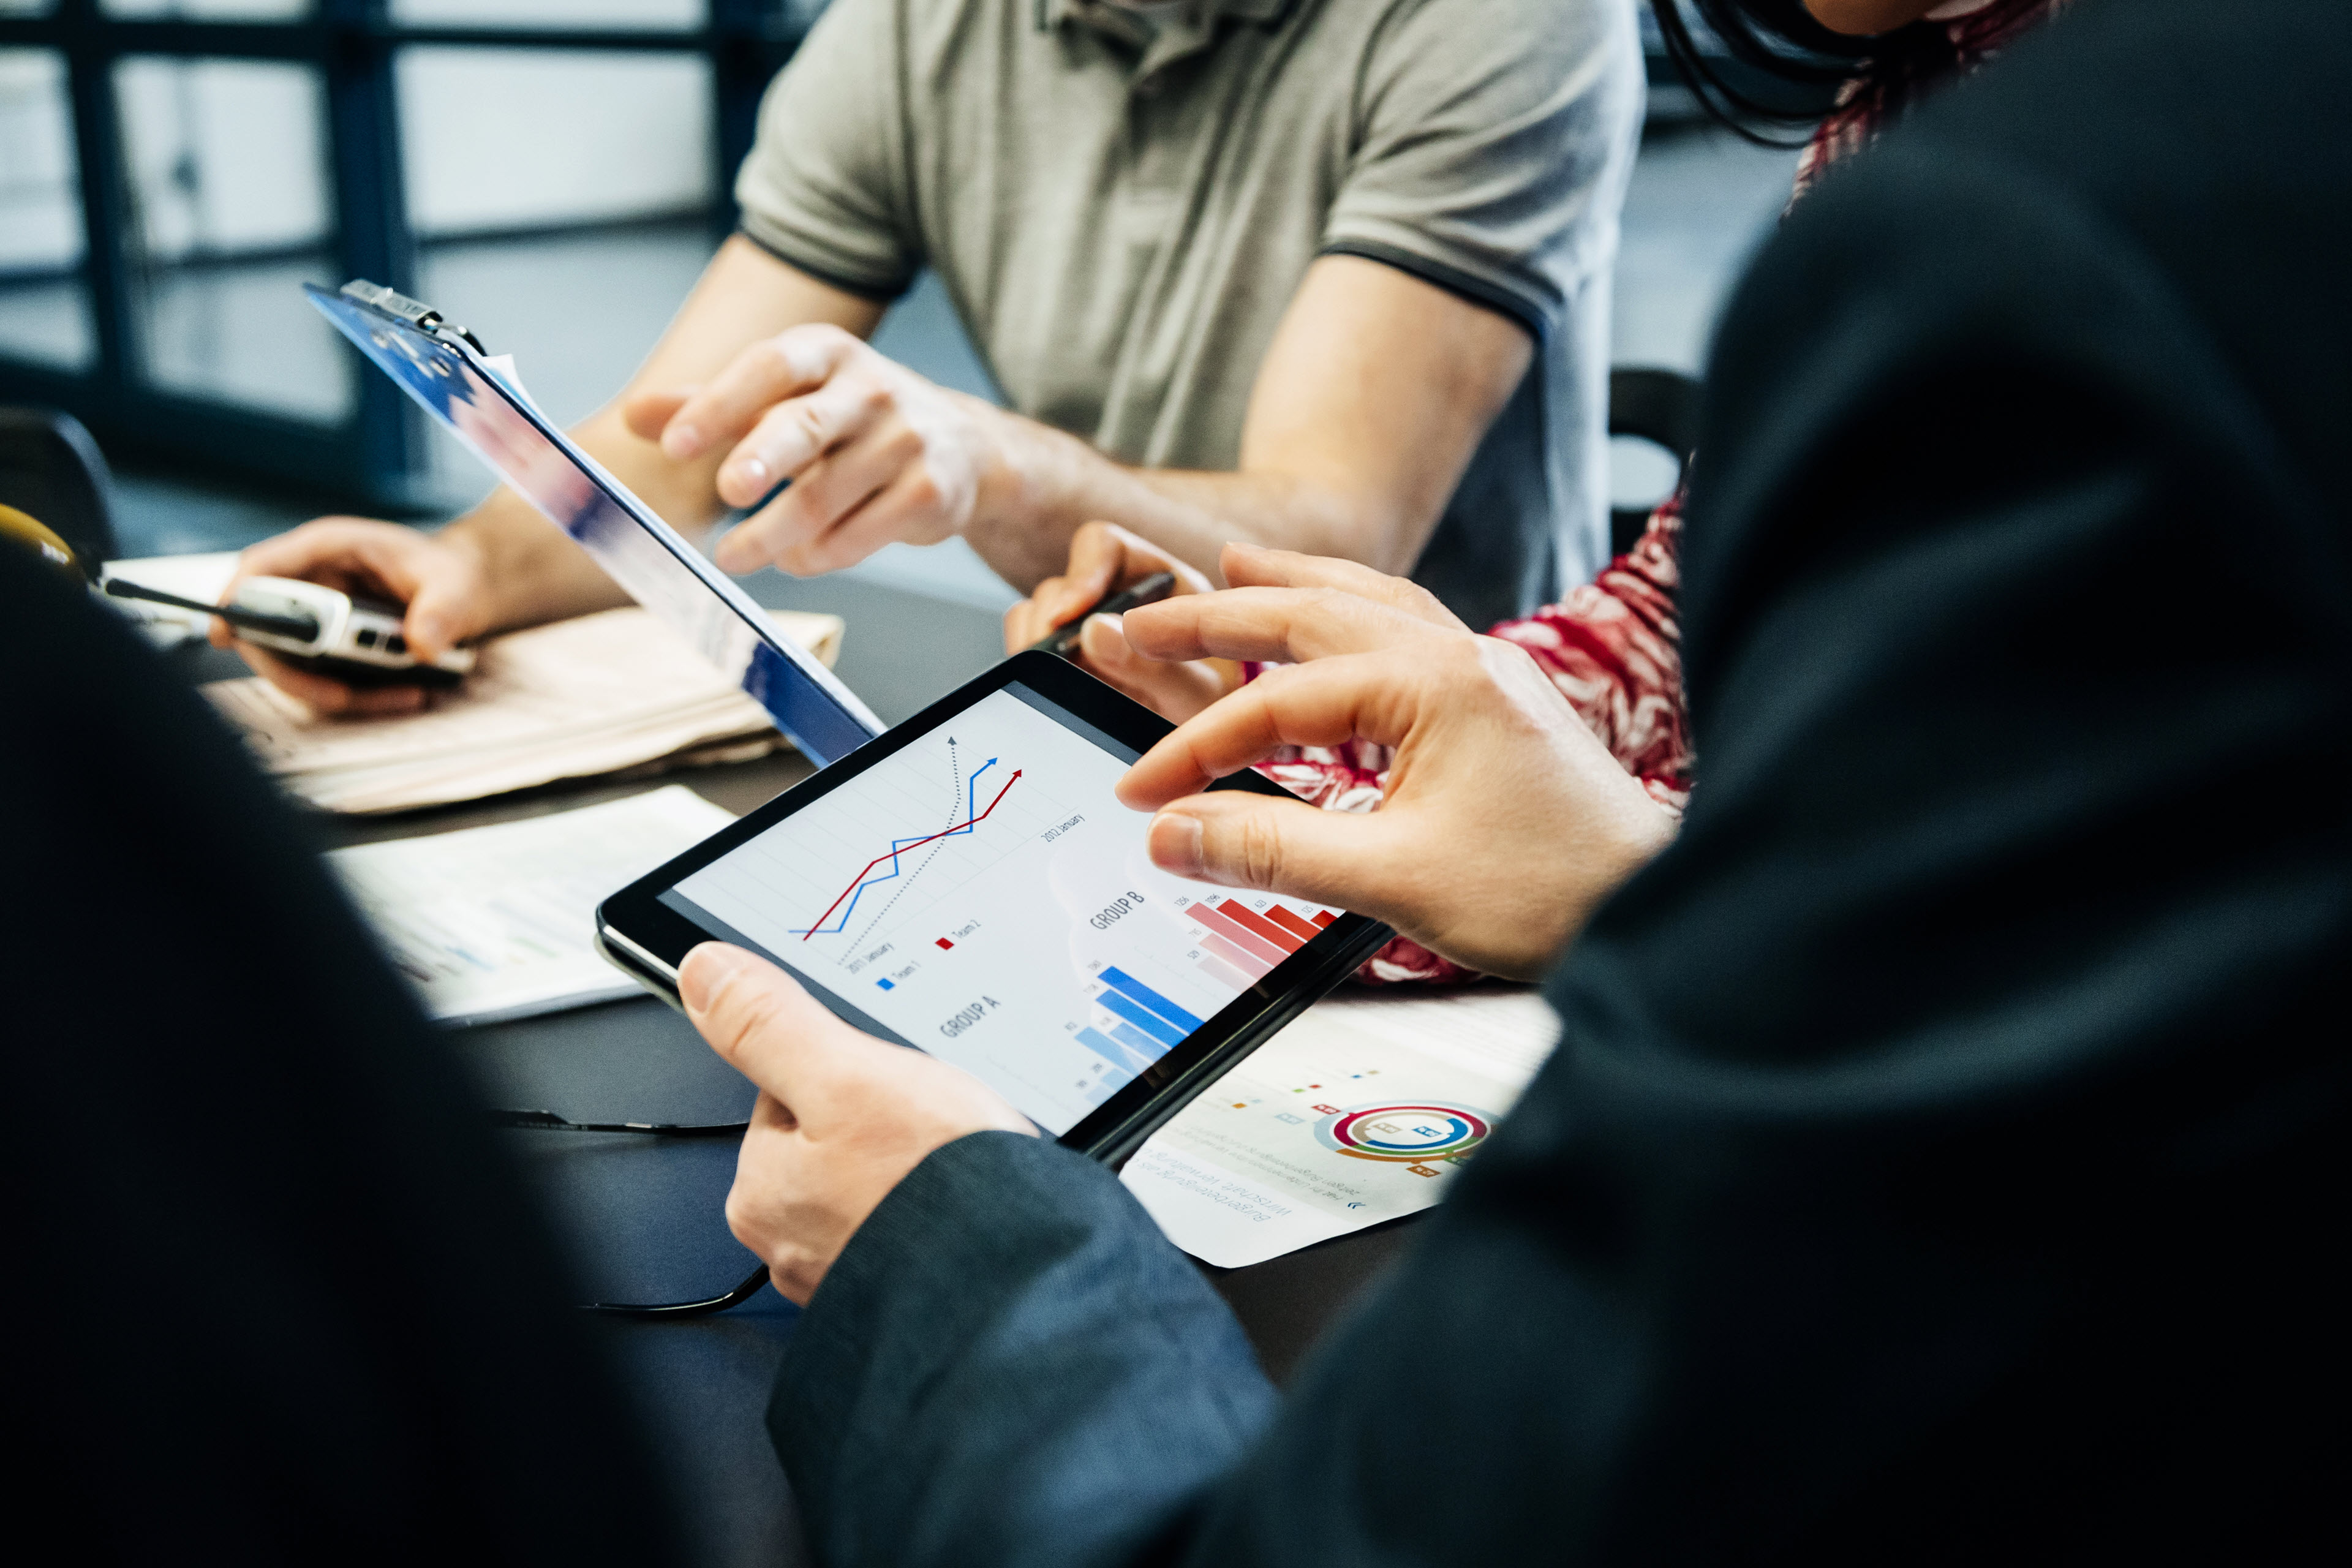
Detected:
left=624, top=324, right=1011, bottom=579
left=1003, top=530, right=1472, bottom=724
left=680, top=941, right=1035, bottom=1305
left=1112, top=574, right=1676, bottom=980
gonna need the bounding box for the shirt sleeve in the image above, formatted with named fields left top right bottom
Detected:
left=1488, top=492, right=1692, bottom=816
left=732, top=0, right=922, bottom=300
left=1320, top=0, right=1644, bottom=335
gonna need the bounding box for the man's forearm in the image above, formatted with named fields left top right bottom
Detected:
left=434, top=402, right=736, bottom=633
left=963, top=252, right=1534, bottom=594
left=970, top=410, right=1425, bottom=592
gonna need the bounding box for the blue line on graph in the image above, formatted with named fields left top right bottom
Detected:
left=1098, top=967, right=1205, bottom=1033
left=1107, top=1019, right=1170, bottom=1063
left=1096, top=987, right=1188, bottom=1048
left=794, top=753, right=999, bottom=937
left=1076, top=1027, right=1148, bottom=1075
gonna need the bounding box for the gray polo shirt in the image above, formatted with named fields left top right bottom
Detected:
left=737, top=0, right=1642, bottom=624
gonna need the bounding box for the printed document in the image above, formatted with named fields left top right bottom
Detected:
left=1123, top=985, right=1561, bottom=1268
left=206, top=605, right=842, bottom=813
left=326, top=785, right=736, bottom=1027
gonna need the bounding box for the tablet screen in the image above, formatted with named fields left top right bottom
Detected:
left=658, top=681, right=1343, bottom=1136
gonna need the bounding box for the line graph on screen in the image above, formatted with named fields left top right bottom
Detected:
left=793, top=746, right=1024, bottom=939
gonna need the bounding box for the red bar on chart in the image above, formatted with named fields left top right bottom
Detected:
left=1218, top=899, right=1305, bottom=953
left=1263, top=905, right=1321, bottom=944
left=1199, top=930, right=1274, bottom=980
left=1196, top=951, right=1257, bottom=990
left=1311, top=910, right=1336, bottom=928
left=935, top=937, right=954, bottom=950
left=1188, top=902, right=1290, bottom=967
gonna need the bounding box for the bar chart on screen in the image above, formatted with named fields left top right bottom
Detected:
left=1068, top=893, right=1335, bottom=1079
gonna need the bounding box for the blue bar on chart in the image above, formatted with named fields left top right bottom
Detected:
left=1107, top=1019, right=1170, bottom=1063
left=1096, top=986, right=1187, bottom=1048
left=1098, top=967, right=1205, bottom=1033
left=1077, top=1027, right=1150, bottom=1075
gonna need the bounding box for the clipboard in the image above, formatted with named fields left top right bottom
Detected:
left=306, top=280, right=884, bottom=767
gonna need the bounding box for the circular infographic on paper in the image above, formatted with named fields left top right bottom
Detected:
left=1316, top=1102, right=1494, bottom=1164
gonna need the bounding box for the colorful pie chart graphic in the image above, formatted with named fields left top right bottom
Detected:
left=1315, top=1102, right=1493, bottom=1164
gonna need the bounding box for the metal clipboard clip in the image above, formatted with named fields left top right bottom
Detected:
left=337, top=279, right=486, bottom=355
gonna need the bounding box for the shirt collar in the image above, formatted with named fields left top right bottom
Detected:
left=1038, top=0, right=1296, bottom=58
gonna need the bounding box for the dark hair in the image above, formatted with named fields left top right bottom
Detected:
left=1649, top=0, right=1962, bottom=148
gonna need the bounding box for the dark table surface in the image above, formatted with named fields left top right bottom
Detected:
left=178, top=568, right=1423, bottom=1567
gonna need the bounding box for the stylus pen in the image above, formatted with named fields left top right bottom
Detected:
left=1025, top=571, right=1178, bottom=659
left=102, top=577, right=320, bottom=642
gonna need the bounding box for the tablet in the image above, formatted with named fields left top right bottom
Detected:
left=304, top=280, right=882, bottom=766
left=597, top=651, right=1393, bottom=1164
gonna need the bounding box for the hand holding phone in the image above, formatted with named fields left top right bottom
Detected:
left=105, top=574, right=476, bottom=687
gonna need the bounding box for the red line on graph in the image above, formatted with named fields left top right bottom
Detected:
left=799, top=771, right=1023, bottom=941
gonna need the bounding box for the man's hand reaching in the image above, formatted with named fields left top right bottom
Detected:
left=1112, top=563, right=1676, bottom=980
left=682, top=942, right=1035, bottom=1305
left=626, top=325, right=1010, bottom=579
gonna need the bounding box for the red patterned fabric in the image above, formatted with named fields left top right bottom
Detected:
left=1262, top=0, right=2061, bottom=986
left=1793, top=0, right=2068, bottom=201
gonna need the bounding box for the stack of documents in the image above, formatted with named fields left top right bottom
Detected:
left=327, top=785, right=736, bottom=1026
left=1123, top=986, right=1562, bottom=1267
left=203, top=605, right=842, bottom=814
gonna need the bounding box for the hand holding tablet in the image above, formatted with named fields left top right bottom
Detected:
left=679, top=941, right=1039, bottom=1306
left=598, top=650, right=1392, bottom=1166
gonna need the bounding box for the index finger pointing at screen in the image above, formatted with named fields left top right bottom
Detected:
left=1120, top=585, right=1460, bottom=670
left=1115, top=650, right=1431, bottom=809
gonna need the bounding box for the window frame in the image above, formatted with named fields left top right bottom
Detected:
left=0, top=0, right=804, bottom=505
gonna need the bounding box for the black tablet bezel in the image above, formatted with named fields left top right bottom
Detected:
left=597, top=650, right=1392, bottom=1166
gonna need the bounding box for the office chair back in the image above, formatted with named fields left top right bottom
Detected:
left=0, top=407, right=117, bottom=579
left=1608, top=368, right=1702, bottom=558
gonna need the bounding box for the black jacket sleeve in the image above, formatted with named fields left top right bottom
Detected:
left=767, top=2, right=2352, bottom=1561
left=769, top=1134, right=1275, bottom=1568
